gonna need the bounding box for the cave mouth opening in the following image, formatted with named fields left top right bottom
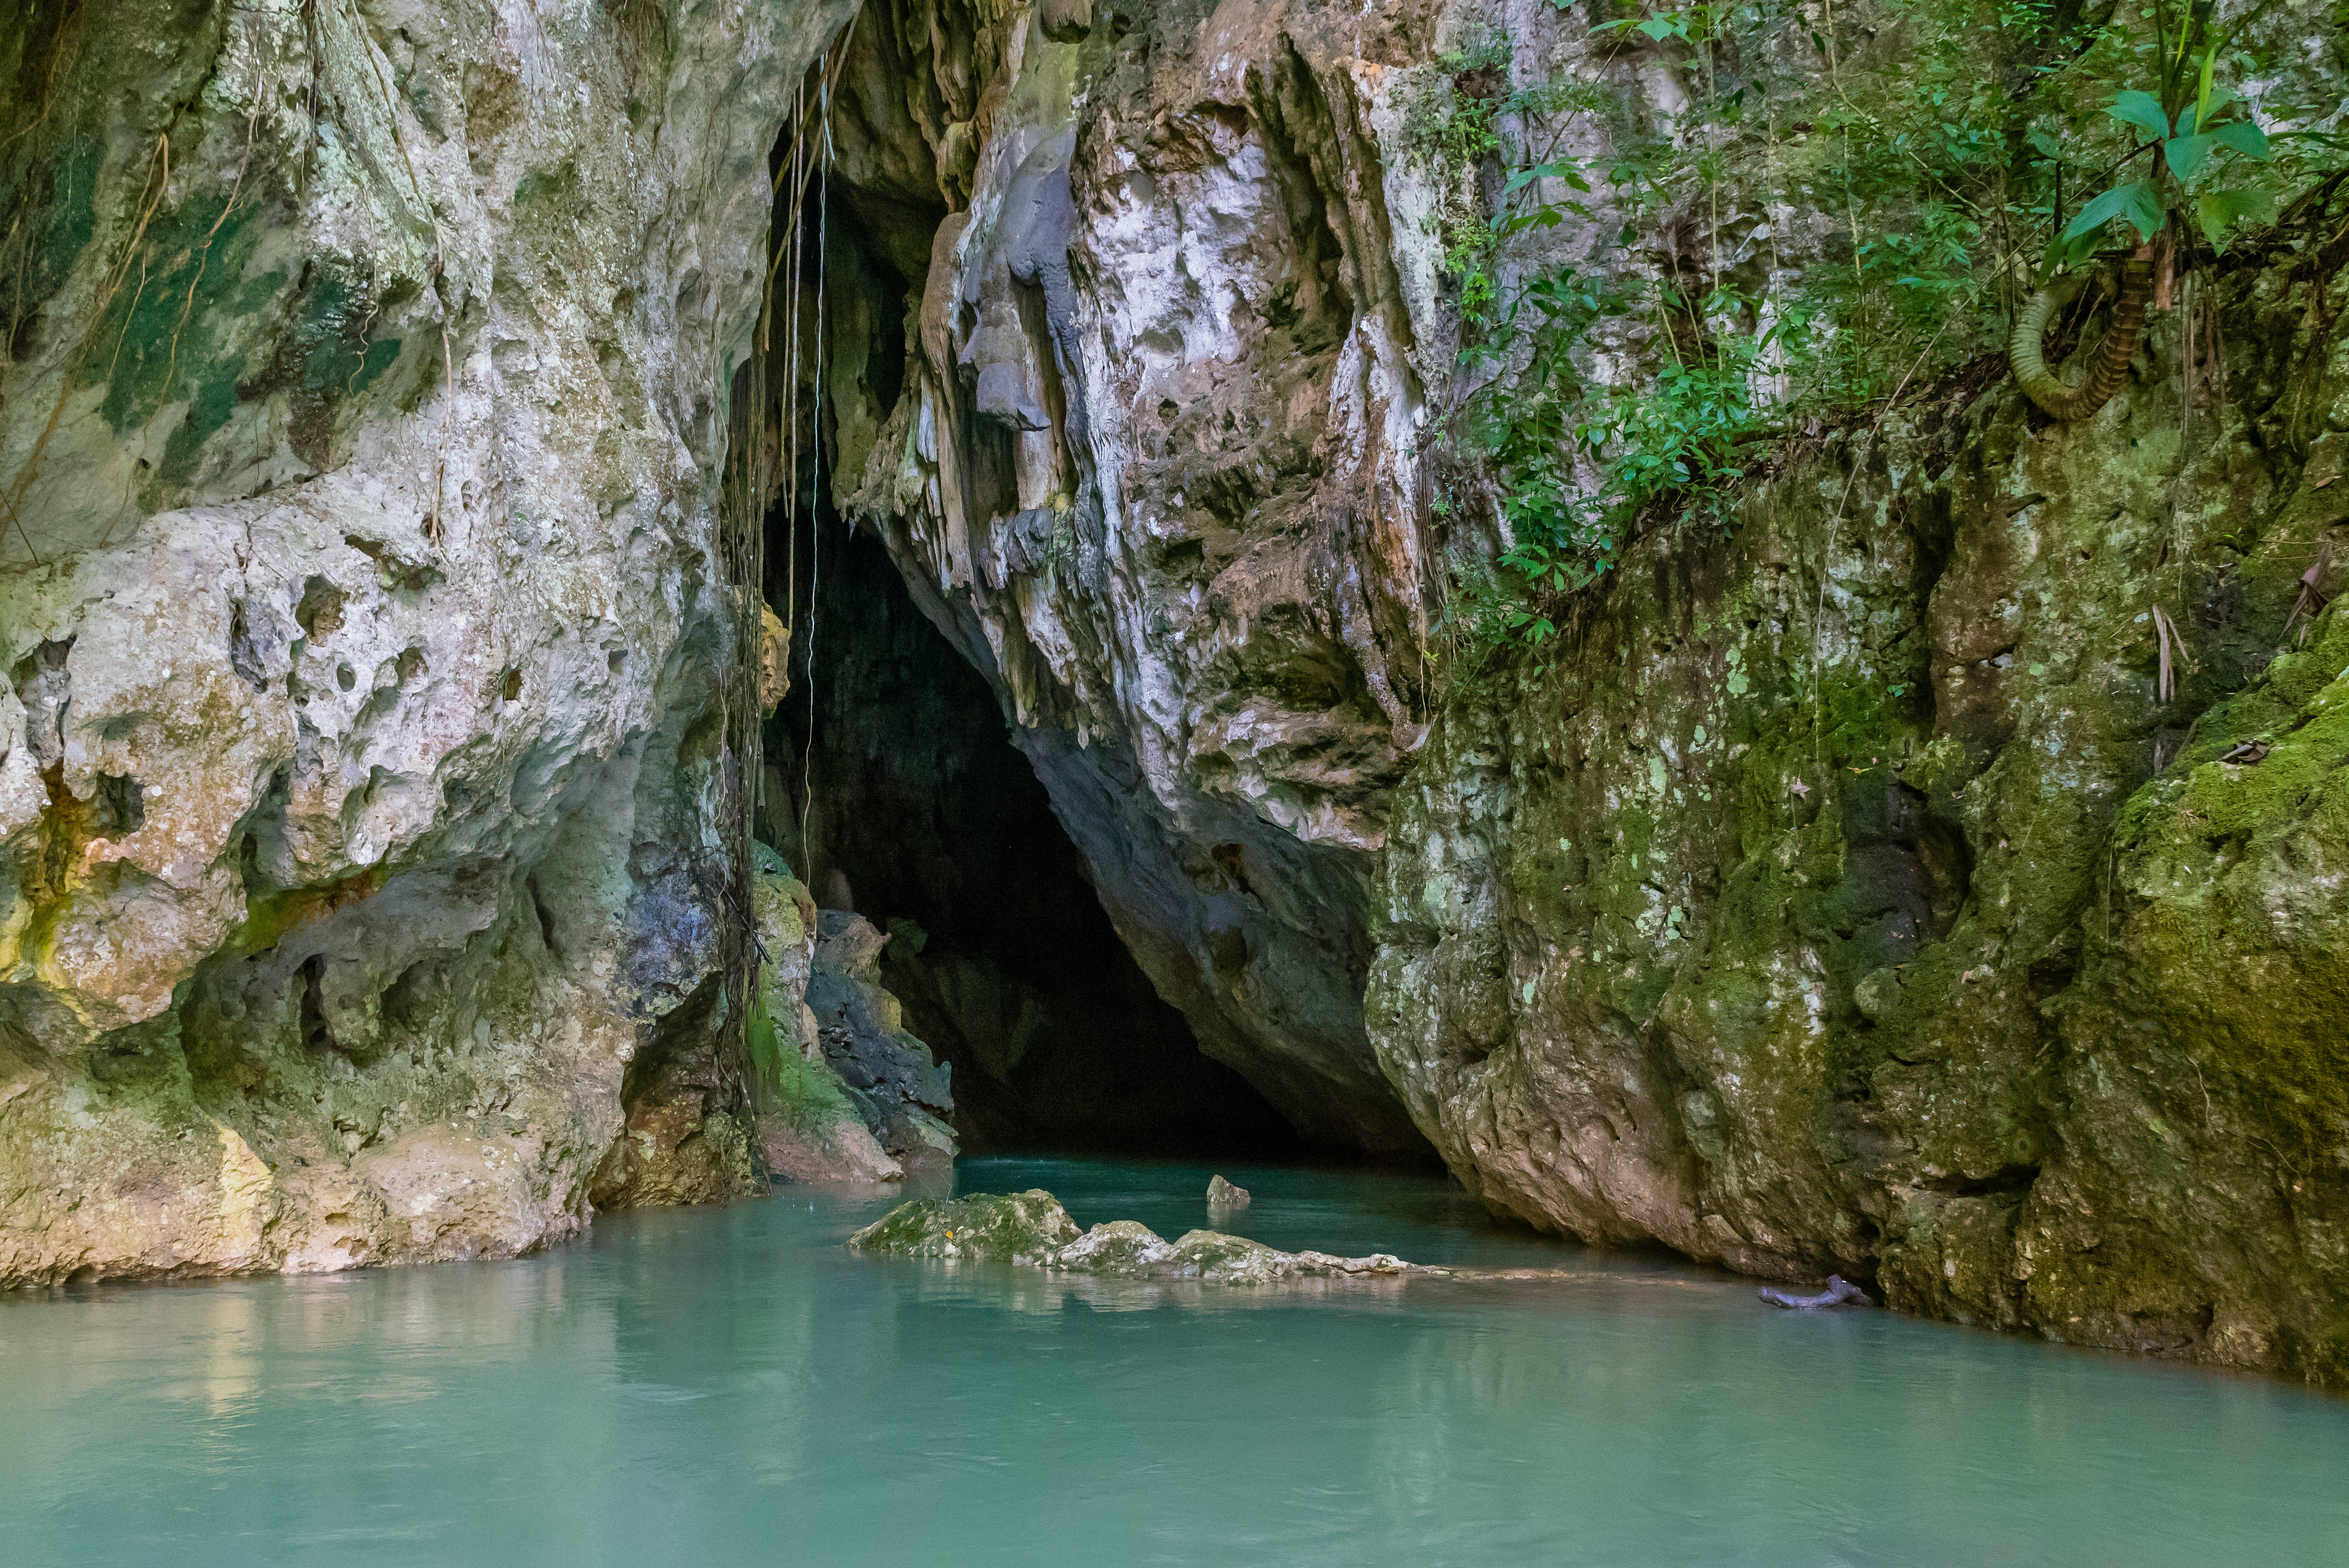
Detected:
left=762, top=517, right=1302, bottom=1161
left=747, top=33, right=1301, bottom=1164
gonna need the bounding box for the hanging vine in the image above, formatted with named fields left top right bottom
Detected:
left=714, top=16, right=857, bottom=1117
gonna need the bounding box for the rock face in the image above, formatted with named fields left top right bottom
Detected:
left=589, top=848, right=922, bottom=1200
left=1369, top=255, right=2349, bottom=1385
left=823, top=0, right=1444, bottom=1152
left=807, top=909, right=962, bottom=1176
left=1, top=0, right=855, bottom=1281
left=743, top=855, right=916, bottom=1185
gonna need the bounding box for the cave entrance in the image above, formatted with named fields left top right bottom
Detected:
left=763, top=516, right=1298, bottom=1159
left=747, top=21, right=1295, bottom=1161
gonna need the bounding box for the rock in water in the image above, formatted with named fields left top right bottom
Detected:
left=849, top=1191, right=1409, bottom=1283
left=847, top=1191, right=1082, bottom=1264
left=1207, top=1174, right=1251, bottom=1209
left=806, top=911, right=958, bottom=1178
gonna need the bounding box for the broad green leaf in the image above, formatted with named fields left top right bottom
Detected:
left=2042, top=227, right=2102, bottom=275
left=2027, top=128, right=2064, bottom=160
left=2196, top=186, right=2276, bottom=248
left=2212, top=119, right=2270, bottom=160
left=1505, top=161, right=1592, bottom=194
left=2176, top=89, right=2234, bottom=136
left=2163, top=132, right=2215, bottom=180
left=2062, top=180, right=2163, bottom=244
left=2107, top=89, right=2174, bottom=142
left=1637, top=16, right=1676, bottom=39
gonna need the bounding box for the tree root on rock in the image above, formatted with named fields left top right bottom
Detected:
left=2010, top=258, right=2154, bottom=422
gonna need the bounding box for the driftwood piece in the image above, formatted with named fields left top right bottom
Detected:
left=1759, top=1274, right=1871, bottom=1310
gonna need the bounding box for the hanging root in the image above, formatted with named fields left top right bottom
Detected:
left=2009, top=257, right=2155, bottom=422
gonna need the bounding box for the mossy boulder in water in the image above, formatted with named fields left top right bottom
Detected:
left=850, top=1191, right=1411, bottom=1281
left=848, top=1190, right=1083, bottom=1263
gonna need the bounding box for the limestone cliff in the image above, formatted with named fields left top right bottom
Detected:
left=1371, top=255, right=2349, bottom=1382
left=0, top=0, right=855, bottom=1279
left=5, top=0, right=2347, bottom=1394
left=803, top=0, right=2349, bottom=1386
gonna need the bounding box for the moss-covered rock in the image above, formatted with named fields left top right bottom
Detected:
left=848, top=1189, right=1084, bottom=1261
left=848, top=1189, right=1413, bottom=1281
left=1369, top=222, right=2349, bottom=1386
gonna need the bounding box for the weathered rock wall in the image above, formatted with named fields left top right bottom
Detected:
left=0, top=0, right=852, bottom=1282
left=6, top=0, right=2346, bottom=1393
left=814, top=0, right=2349, bottom=1385
left=827, top=0, right=1448, bottom=1152
left=1371, top=238, right=2349, bottom=1384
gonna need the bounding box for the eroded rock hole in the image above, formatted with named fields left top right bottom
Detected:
left=297, top=954, right=338, bottom=1053
left=527, top=874, right=562, bottom=959
left=294, top=575, right=345, bottom=640
left=92, top=772, right=144, bottom=835
left=10, top=636, right=73, bottom=769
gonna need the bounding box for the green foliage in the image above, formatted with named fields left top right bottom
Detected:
left=2052, top=7, right=2278, bottom=262
left=1407, top=0, right=2336, bottom=663
left=1455, top=267, right=1770, bottom=642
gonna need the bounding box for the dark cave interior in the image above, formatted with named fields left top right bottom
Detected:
left=763, top=514, right=1299, bottom=1160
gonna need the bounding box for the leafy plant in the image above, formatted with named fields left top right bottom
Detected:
left=2052, top=8, right=2276, bottom=265
left=1411, top=0, right=2330, bottom=660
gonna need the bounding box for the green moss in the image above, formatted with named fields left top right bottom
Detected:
left=92, top=194, right=275, bottom=432
left=2099, top=655, right=2349, bottom=1162
left=2, top=135, right=104, bottom=341
left=846, top=1190, right=1083, bottom=1258
left=751, top=1006, right=861, bottom=1134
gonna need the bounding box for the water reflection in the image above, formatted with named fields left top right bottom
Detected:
left=0, top=1157, right=2344, bottom=1567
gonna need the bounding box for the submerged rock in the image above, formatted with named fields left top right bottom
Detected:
left=848, top=1190, right=1410, bottom=1283
left=848, top=1190, right=1082, bottom=1264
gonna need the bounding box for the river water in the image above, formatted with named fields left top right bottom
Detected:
left=3, top=1155, right=2345, bottom=1565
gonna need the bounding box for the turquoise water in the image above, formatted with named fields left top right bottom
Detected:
left=3, top=1155, right=2346, bottom=1566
